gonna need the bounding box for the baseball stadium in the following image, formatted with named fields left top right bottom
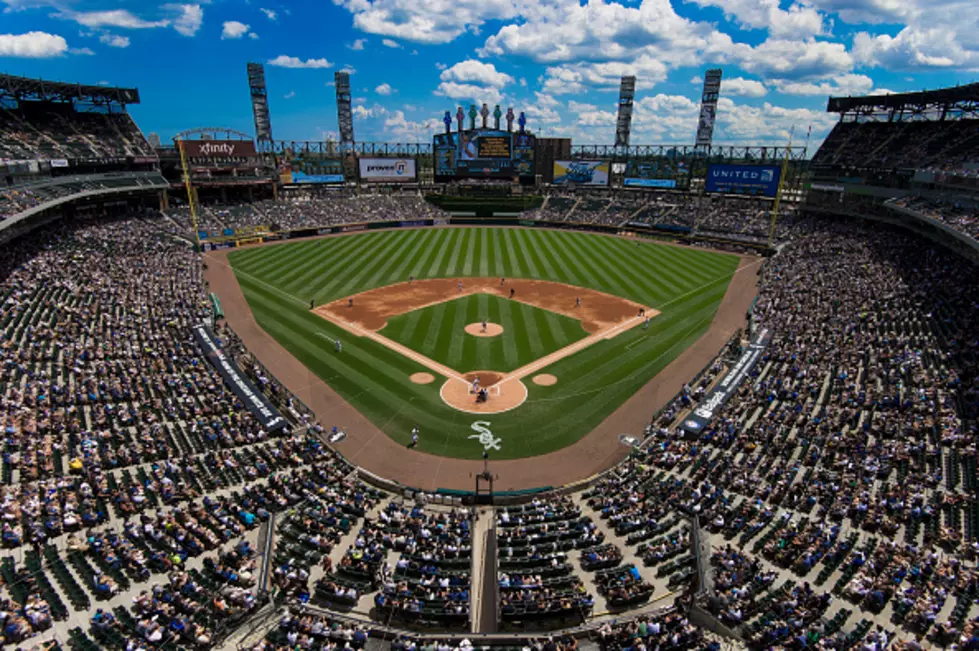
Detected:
left=1, top=38, right=979, bottom=651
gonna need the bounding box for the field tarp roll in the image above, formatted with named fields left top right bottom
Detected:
left=680, top=327, right=771, bottom=436
left=193, top=323, right=288, bottom=431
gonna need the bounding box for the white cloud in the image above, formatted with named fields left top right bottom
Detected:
left=333, top=0, right=520, bottom=44
left=440, top=59, right=513, bottom=88
left=726, top=38, right=854, bottom=79
left=260, top=8, right=277, bottom=21
left=167, top=4, right=203, bottom=37
left=540, top=55, right=668, bottom=95
left=771, top=73, right=874, bottom=96
left=721, top=76, right=767, bottom=97
left=690, top=75, right=703, bottom=85
left=853, top=28, right=962, bottom=69
left=381, top=38, right=402, bottom=48
left=435, top=62, right=448, bottom=70
left=688, top=0, right=827, bottom=39
left=56, top=9, right=168, bottom=29
left=375, top=83, right=394, bottom=95
left=267, top=54, right=333, bottom=68
left=713, top=96, right=836, bottom=142
left=249, top=32, right=259, bottom=40
left=99, top=33, right=130, bottom=48
left=69, top=46, right=94, bottom=55
left=340, top=65, right=356, bottom=75
left=348, top=38, right=366, bottom=50
left=519, top=77, right=527, bottom=87
left=384, top=110, right=441, bottom=140
left=221, top=21, right=250, bottom=40
left=567, top=100, right=615, bottom=127
left=434, top=82, right=504, bottom=107
left=0, top=31, right=67, bottom=57
left=284, top=90, right=295, bottom=99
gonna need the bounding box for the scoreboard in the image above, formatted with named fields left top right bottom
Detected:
left=433, top=128, right=535, bottom=179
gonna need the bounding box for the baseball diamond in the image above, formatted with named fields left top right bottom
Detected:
left=220, top=226, right=746, bottom=465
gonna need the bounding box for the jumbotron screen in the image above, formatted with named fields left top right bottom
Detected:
left=433, top=129, right=535, bottom=178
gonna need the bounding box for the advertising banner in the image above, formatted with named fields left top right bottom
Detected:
left=432, top=130, right=535, bottom=178
left=192, top=324, right=287, bottom=431
left=552, top=160, right=609, bottom=186
left=681, top=328, right=771, bottom=435
left=705, top=164, right=782, bottom=197
left=290, top=171, right=345, bottom=184
left=358, top=158, right=417, bottom=182
left=183, top=140, right=257, bottom=158
left=624, top=178, right=677, bottom=188
left=50, top=159, right=69, bottom=168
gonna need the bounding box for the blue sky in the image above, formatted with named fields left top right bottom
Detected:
left=1, top=0, right=976, bottom=152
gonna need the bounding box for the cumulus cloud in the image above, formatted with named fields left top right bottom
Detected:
left=55, top=9, right=168, bottom=29
left=268, top=54, right=333, bottom=68
left=384, top=110, right=442, bottom=140
left=771, top=73, right=874, bottom=96
left=221, top=21, right=251, bottom=39
left=348, top=38, right=366, bottom=50
left=381, top=38, right=402, bottom=48
left=440, top=60, right=513, bottom=88
left=99, top=33, right=130, bottom=48
left=333, top=0, right=520, bottom=44
left=375, top=83, right=394, bottom=95
left=688, top=0, right=827, bottom=39
left=167, top=4, right=203, bottom=37
left=726, top=38, right=854, bottom=79
left=260, top=8, right=277, bottom=21
left=721, top=77, right=768, bottom=97
left=853, top=28, right=962, bottom=69
left=0, top=31, right=67, bottom=57
left=434, top=81, right=505, bottom=107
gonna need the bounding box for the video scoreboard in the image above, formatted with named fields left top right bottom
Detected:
left=433, top=128, right=535, bottom=179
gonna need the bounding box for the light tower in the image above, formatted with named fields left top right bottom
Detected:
left=614, top=75, right=635, bottom=148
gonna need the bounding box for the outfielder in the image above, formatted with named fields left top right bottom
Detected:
left=409, top=426, right=419, bottom=448
left=335, top=339, right=342, bottom=353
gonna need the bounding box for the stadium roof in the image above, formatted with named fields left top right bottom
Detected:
left=0, top=74, right=140, bottom=105
left=828, top=83, right=979, bottom=114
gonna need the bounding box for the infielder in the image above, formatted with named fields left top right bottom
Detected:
left=335, top=339, right=342, bottom=353
left=409, top=426, right=419, bottom=448
left=576, top=296, right=581, bottom=308
left=644, top=317, right=650, bottom=329
left=458, top=281, right=463, bottom=292
left=481, top=320, right=487, bottom=333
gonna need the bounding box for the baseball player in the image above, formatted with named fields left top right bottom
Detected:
left=335, top=339, right=342, bottom=353
left=471, top=375, right=480, bottom=394
left=409, top=275, right=414, bottom=284
left=310, top=299, right=314, bottom=309
left=644, top=317, right=650, bottom=330
left=638, top=307, right=646, bottom=317
left=500, top=277, right=506, bottom=285
left=348, top=298, right=353, bottom=308
left=509, top=288, right=515, bottom=299
left=576, top=296, right=581, bottom=308
left=458, top=281, right=463, bottom=292
left=409, top=426, right=419, bottom=448
left=481, top=320, right=487, bottom=333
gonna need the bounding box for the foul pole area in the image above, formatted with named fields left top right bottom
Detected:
left=176, top=137, right=203, bottom=251
left=767, top=128, right=794, bottom=249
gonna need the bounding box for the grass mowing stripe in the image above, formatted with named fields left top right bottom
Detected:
left=426, top=228, right=457, bottom=277
left=477, top=228, right=491, bottom=277
left=445, top=296, right=470, bottom=369
left=502, top=228, right=528, bottom=279
left=460, top=229, right=477, bottom=276
left=363, top=229, right=424, bottom=290
left=401, top=230, right=439, bottom=280
left=512, top=229, right=541, bottom=278
left=527, top=229, right=564, bottom=281
left=589, top=235, right=678, bottom=300
left=557, top=232, right=630, bottom=300
left=408, top=229, right=449, bottom=281
left=438, top=229, right=465, bottom=278
left=495, top=296, right=519, bottom=370
left=330, top=230, right=413, bottom=298
left=380, top=229, right=429, bottom=286
left=431, top=298, right=458, bottom=363
left=519, top=302, right=545, bottom=358
left=295, top=234, right=381, bottom=299
left=534, top=230, right=580, bottom=286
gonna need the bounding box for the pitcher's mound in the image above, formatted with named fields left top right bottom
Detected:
left=532, top=374, right=558, bottom=386
left=440, top=371, right=527, bottom=414
left=410, top=372, right=435, bottom=385
left=465, top=322, right=504, bottom=337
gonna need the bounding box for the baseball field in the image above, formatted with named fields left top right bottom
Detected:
left=226, top=227, right=740, bottom=460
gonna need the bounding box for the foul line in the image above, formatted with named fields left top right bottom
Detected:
left=654, top=257, right=764, bottom=312
left=206, top=253, right=311, bottom=307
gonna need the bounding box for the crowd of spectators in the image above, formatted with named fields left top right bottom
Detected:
left=891, top=195, right=979, bottom=243
left=812, top=119, right=979, bottom=171
left=0, top=106, right=153, bottom=162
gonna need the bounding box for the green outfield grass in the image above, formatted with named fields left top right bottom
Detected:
left=379, top=294, right=589, bottom=373
left=228, top=227, right=741, bottom=462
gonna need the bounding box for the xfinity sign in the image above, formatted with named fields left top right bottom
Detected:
left=359, top=158, right=416, bottom=182
left=705, top=163, right=782, bottom=197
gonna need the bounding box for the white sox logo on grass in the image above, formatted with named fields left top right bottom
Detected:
left=469, top=421, right=502, bottom=451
